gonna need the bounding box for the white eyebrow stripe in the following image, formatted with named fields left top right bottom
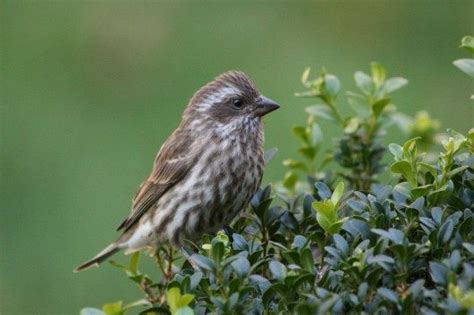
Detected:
left=199, top=86, right=240, bottom=110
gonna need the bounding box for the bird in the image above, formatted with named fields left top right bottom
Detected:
left=75, top=71, right=279, bottom=272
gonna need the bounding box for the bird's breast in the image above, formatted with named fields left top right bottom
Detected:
left=144, top=131, right=264, bottom=246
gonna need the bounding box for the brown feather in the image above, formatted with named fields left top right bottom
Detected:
left=117, top=129, right=197, bottom=232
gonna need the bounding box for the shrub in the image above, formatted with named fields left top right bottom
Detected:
left=81, top=36, right=474, bottom=315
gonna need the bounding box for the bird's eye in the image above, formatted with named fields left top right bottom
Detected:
left=232, top=98, right=244, bottom=109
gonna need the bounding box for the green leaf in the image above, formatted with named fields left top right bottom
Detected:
left=391, top=160, right=416, bottom=187
left=354, top=71, right=373, bottom=95
left=333, top=234, right=348, bottom=254
left=377, top=288, right=399, bottom=304
left=408, top=279, right=425, bottom=299
left=190, top=272, right=202, bottom=290
left=102, top=301, right=123, bottom=315
left=189, top=254, right=215, bottom=272
left=347, top=91, right=369, bottom=117
left=316, top=213, right=332, bottom=233
left=313, top=188, right=345, bottom=234
left=176, top=307, right=194, bottom=315
left=331, top=182, right=345, bottom=207
left=383, top=77, right=408, bottom=94
left=292, top=235, right=307, bottom=249
left=295, top=90, right=319, bottom=98
left=129, top=252, right=139, bottom=275
left=343, top=219, right=370, bottom=238
left=269, top=260, right=287, bottom=281
left=431, top=207, right=443, bottom=225
left=311, top=123, right=323, bottom=146
left=460, top=35, right=474, bottom=53
left=371, top=228, right=405, bottom=245
left=388, top=143, right=403, bottom=160
left=411, top=184, right=433, bottom=199
left=393, top=182, right=412, bottom=203
left=325, top=246, right=343, bottom=260
left=315, top=182, right=332, bottom=199
left=418, top=162, right=437, bottom=178
left=468, top=128, right=474, bottom=146
left=298, top=146, right=317, bottom=160
left=81, top=308, right=105, bottom=315
left=368, top=254, right=395, bottom=265
left=402, top=137, right=420, bottom=156
left=453, top=58, right=474, bottom=77
left=428, top=181, right=454, bottom=204
left=371, top=62, right=386, bottom=87
left=372, top=98, right=390, bottom=117
left=179, top=295, right=195, bottom=308
left=324, top=74, right=340, bottom=96
left=305, top=105, right=335, bottom=121
left=283, top=159, right=307, bottom=171
left=283, top=171, right=298, bottom=189
left=292, top=126, right=309, bottom=142
left=312, top=200, right=336, bottom=221
left=438, top=220, right=454, bottom=244
left=231, top=257, right=250, bottom=278
left=166, top=288, right=181, bottom=314
left=358, top=283, right=369, bottom=300
left=211, top=241, right=225, bottom=265
left=249, top=275, right=271, bottom=293
left=463, top=242, right=474, bottom=255
left=459, top=217, right=473, bottom=238
left=328, top=218, right=348, bottom=235
left=430, top=262, right=448, bottom=285
left=300, top=248, right=315, bottom=272
left=301, top=67, right=311, bottom=84
left=123, top=299, right=150, bottom=312
left=448, top=250, right=462, bottom=270
left=109, top=260, right=129, bottom=272
left=166, top=287, right=195, bottom=315
left=447, top=165, right=469, bottom=178
left=443, top=131, right=467, bottom=154
left=344, top=117, right=361, bottom=134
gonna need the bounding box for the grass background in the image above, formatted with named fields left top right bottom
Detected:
left=1, top=1, right=473, bottom=313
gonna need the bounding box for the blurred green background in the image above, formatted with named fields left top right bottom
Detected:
left=1, top=1, right=473, bottom=313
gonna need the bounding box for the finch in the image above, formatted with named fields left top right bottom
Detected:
left=75, top=71, right=279, bottom=272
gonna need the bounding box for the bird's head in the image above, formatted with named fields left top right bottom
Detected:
left=184, top=71, right=280, bottom=126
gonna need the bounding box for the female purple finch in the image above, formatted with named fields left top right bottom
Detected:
left=75, top=71, right=279, bottom=272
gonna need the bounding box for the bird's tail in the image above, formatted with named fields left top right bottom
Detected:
left=74, top=242, right=120, bottom=272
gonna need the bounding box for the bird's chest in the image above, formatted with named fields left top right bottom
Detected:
left=207, top=137, right=263, bottom=206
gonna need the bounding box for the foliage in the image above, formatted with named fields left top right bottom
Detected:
left=312, top=182, right=348, bottom=235
left=453, top=35, right=474, bottom=99
left=81, top=38, right=474, bottom=315
left=288, top=62, right=410, bottom=192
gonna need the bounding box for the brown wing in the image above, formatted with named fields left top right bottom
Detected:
left=117, top=130, right=196, bottom=232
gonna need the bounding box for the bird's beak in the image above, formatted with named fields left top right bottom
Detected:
left=255, top=95, right=280, bottom=117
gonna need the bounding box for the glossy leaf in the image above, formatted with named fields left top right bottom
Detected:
left=324, top=74, right=341, bottom=96
left=377, top=287, right=399, bottom=304
left=354, top=71, right=373, bottom=94
left=81, top=308, right=105, bottom=315
left=383, top=77, right=408, bottom=94
left=231, top=257, right=250, bottom=278
left=460, top=35, right=474, bottom=53
left=269, top=260, right=287, bottom=282
left=453, top=59, right=474, bottom=77
left=331, top=182, right=345, bottom=207
left=305, top=105, right=335, bottom=121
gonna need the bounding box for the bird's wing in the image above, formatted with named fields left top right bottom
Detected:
left=117, top=130, right=196, bottom=232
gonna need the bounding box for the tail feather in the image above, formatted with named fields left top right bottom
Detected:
left=74, top=243, right=120, bottom=273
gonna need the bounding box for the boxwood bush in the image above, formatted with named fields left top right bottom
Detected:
left=81, top=36, right=474, bottom=315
